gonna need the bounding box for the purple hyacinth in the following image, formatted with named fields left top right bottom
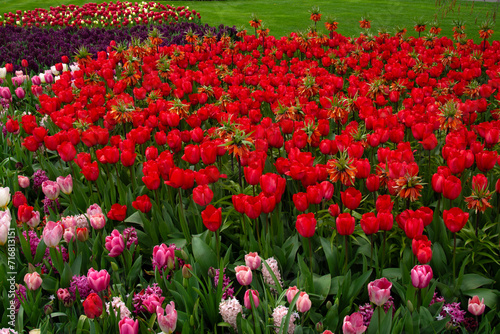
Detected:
left=43, top=197, right=61, bottom=215
left=123, top=227, right=138, bottom=249
left=439, top=302, right=466, bottom=326
left=69, top=275, right=94, bottom=300
left=357, top=296, right=394, bottom=327
left=14, top=285, right=27, bottom=313
left=214, top=268, right=234, bottom=300
left=430, top=292, right=445, bottom=305
left=33, top=170, right=49, bottom=191
left=358, top=303, right=374, bottom=327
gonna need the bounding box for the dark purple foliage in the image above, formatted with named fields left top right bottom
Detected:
left=0, top=22, right=237, bottom=73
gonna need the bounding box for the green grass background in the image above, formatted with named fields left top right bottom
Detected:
left=1, top=0, right=499, bottom=40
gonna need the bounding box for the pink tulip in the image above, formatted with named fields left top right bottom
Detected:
left=296, top=292, right=312, bottom=313
left=42, top=180, right=60, bottom=200
left=468, top=295, right=485, bottom=316
left=244, top=252, right=261, bottom=270
left=26, top=211, right=40, bottom=228
left=244, top=289, right=260, bottom=309
left=343, top=312, right=367, bottom=334
left=157, top=301, right=177, bottom=333
left=152, top=244, right=175, bottom=271
left=411, top=265, right=433, bottom=289
left=105, top=229, right=125, bottom=257
left=119, top=317, right=139, bottom=334
left=24, top=272, right=42, bottom=290
left=87, top=203, right=103, bottom=216
left=63, top=227, right=76, bottom=243
left=43, top=221, right=63, bottom=247
left=0, top=87, right=11, bottom=99
left=87, top=268, right=110, bottom=292
left=235, top=266, right=253, bottom=286
left=89, top=213, right=106, bottom=230
left=368, top=277, right=392, bottom=306
left=18, top=175, right=30, bottom=188
left=15, top=87, right=25, bottom=99
left=286, top=286, right=299, bottom=304
left=57, top=288, right=71, bottom=301
left=56, top=175, right=73, bottom=195
left=143, top=294, right=165, bottom=313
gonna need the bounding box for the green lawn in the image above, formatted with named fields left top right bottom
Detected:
left=1, top=0, right=499, bottom=41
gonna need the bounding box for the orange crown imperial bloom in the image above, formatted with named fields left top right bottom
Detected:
left=326, top=152, right=357, bottom=186
left=325, top=21, right=338, bottom=31
left=310, top=13, right=322, bottom=22
left=249, top=19, right=262, bottom=29
left=394, top=173, right=425, bottom=202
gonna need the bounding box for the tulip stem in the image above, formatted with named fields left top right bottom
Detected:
left=308, top=237, right=313, bottom=275
left=178, top=189, right=191, bottom=244
left=370, top=234, right=373, bottom=270
left=129, top=166, right=136, bottom=192
left=238, top=157, right=242, bottom=190
left=417, top=289, right=422, bottom=311
left=475, top=212, right=479, bottom=238
left=344, top=235, right=348, bottom=273
left=453, top=233, right=456, bottom=285
left=383, top=231, right=387, bottom=268
left=216, top=229, right=220, bottom=264
left=378, top=306, right=381, bottom=332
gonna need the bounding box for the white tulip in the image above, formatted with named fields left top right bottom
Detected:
left=0, top=187, right=10, bottom=209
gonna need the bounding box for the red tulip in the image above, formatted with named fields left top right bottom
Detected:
left=442, top=176, right=462, bottom=201
left=443, top=207, right=469, bottom=233
left=81, top=162, right=99, bottom=181
left=244, top=165, right=262, bottom=186
left=341, top=187, right=362, bottom=211
left=404, top=216, right=424, bottom=239
left=412, top=235, right=432, bottom=264
left=83, top=293, right=103, bottom=319
left=56, top=141, right=76, bottom=162
left=244, top=196, right=262, bottom=219
left=259, top=193, right=276, bottom=214
left=375, top=195, right=393, bottom=213
left=193, top=185, right=213, bottom=206
left=201, top=205, right=222, bottom=231
left=296, top=213, right=317, bottom=238
left=107, top=204, right=127, bottom=221
left=378, top=212, right=393, bottom=231
left=360, top=212, right=379, bottom=235
left=200, top=142, right=217, bottom=165
left=232, top=194, right=247, bottom=214
left=132, top=195, right=152, bottom=213
left=121, top=150, right=137, bottom=167
left=476, top=151, right=498, bottom=172
left=181, top=144, right=200, bottom=165
left=336, top=213, right=355, bottom=236
left=366, top=174, right=380, bottom=192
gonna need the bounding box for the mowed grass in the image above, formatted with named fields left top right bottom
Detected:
left=0, top=0, right=499, bottom=41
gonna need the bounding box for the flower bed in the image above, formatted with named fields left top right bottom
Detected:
left=0, top=22, right=500, bottom=334
left=1, top=2, right=200, bottom=29
left=0, top=23, right=237, bottom=73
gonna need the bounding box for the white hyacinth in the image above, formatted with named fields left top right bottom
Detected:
left=262, top=257, right=283, bottom=292
left=106, top=296, right=132, bottom=320
left=219, top=297, right=243, bottom=331
left=272, top=305, right=299, bottom=334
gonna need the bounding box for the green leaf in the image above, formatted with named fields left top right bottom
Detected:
left=459, top=274, right=495, bottom=291
left=192, top=236, right=217, bottom=275
left=312, top=274, right=331, bottom=302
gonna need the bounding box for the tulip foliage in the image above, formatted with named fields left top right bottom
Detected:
left=1, top=13, right=500, bottom=334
